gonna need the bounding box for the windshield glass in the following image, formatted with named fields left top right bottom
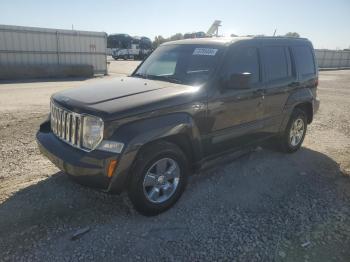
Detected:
left=133, top=44, right=224, bottom=85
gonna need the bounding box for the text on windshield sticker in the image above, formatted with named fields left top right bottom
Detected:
left=193, top=48, right=218, bottom=56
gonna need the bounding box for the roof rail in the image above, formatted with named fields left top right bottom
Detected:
left=252, top=35, right=308, bottom=41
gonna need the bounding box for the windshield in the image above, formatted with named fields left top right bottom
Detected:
left=133, top=44, right=224, bottom=85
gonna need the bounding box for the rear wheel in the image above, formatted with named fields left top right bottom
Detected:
left=279, top=108, right=307, bottom=153
left=127, top=141, right=188, bottom=216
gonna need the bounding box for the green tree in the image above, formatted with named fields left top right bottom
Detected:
left=169, top=33, right=184, bottom=41
left=284, top=32, right=300, bottom=38
left=153, top=35, right=166, bottom=48
left=153, top=33, right=185, bottom=48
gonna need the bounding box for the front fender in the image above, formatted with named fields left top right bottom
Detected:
left=107, top=113, right=202, bottom=193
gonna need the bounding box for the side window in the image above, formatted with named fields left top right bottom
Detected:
left=225, top=47, right=260, bottom=84
left=292, top=46, right=315, bottom=76
left=264, top=46, right=291, bottom=81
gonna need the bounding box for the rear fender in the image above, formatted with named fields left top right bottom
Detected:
left=279, top=88, right=314, bottom=132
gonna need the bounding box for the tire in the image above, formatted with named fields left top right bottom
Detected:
left=127, top=141, right=189, bottom=216
left=279, top=108, right=307, bottom=153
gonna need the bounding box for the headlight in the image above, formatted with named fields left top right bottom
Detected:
left=82, top=115, right=104, bottom=150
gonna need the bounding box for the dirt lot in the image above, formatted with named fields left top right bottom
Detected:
left=0, top=61, right=349, bottom=261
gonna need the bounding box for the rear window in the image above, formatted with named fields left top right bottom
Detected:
left=264, top=46, right=291, bottom=81
left=292, top=46, right=315, bottom=75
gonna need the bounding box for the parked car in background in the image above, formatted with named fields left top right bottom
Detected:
left=37, top=36, right=319, bottom=215
left=108, top=34, right=152, bottom=60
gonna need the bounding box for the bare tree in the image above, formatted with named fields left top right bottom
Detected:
left=284, top=32, right=300, bottom=38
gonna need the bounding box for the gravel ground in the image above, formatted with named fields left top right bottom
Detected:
left=0, top=63, right=349, bottom=261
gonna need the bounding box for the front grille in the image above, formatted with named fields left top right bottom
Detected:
left=50, top=102, right=83, bottom=149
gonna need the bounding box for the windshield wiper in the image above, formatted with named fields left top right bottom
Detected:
left=161, top=76, right=182, bottom=84
left=132, top=73, right=182, bottom=84
left=147, top=75, right=183, bottom=84
left=133, top=73, right=148, bottom=79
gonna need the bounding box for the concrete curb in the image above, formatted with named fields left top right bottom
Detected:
left=319, top=67, right=350, bottom=71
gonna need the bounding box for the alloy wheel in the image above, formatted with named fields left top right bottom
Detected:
left=143, top=158, right=180, bottom=204
left=289, top=118, right=305, bottom=147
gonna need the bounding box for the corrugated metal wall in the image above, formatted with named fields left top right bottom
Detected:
left=315, top=49, right=350, bottom=68
left=0, top=24, right=107, bottom=74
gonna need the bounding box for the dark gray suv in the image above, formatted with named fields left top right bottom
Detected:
left=37, top=36, right=320, bottom=215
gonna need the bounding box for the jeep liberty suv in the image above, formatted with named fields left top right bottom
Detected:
left=37, top=37, right=320, bottom=215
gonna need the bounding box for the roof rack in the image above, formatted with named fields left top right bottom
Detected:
left=251, top=35, right=308, bottom=40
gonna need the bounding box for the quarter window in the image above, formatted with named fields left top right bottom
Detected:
left=292, top=46, right=315, bottom=75
left=264, top=46, right=291, bottom=81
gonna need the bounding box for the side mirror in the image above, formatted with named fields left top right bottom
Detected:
left=224, top=72, right=252, bottom=89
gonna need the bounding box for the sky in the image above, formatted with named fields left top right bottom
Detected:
left=1, top=0, right=349, bottom=49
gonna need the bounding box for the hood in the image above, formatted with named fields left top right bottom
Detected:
left=52, top=77, right=202, bottom=120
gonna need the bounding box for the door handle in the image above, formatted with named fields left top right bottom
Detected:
left=288, top=82, right=300, bottom=87
left=253, top=89, right=265, bottom=95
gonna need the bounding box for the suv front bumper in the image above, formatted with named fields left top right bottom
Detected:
left=36, top=121, right=128, bottom=193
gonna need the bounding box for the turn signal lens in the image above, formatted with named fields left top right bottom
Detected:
left=107, top=160, right=118, bottom=178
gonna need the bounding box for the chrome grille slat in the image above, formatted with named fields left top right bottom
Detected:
left=55, top=107, right=59, bottom=134
left=60, top=110, right=64, bottom=137
left=51, top=105, right=55, bottom=134
left=67, top=113, right=71, bottom=142
left=58, top=109, right=62, bottom=137
left=63, top=112, right=67, bottom=140
left=76, top=116, right=81, bottom=147
left=71, top=115, right=76, bottom=145
left=54, top=106, right=57, bottom=134
left=55, top=108, right=58, bottom=133
left=50, top=102, right=83, bottom=150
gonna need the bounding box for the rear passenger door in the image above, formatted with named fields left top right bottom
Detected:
left=260, top=45, right=296, bottom=133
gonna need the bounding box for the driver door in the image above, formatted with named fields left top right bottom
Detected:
left=205, top=44, right=266, bottom=156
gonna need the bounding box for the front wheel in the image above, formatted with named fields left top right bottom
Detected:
left=279, top=108, right=307, bottom=153
left=127, top=141, right=188, bottom=216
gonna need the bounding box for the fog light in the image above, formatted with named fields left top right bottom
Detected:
left=107, top=160, right=118, bottom=178
left=98, top=140, right=124, bottom=153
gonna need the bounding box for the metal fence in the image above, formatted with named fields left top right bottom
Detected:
left=1, top=26, right=349, bottom=74
left=0, top=24, right=107, bottom=74
left=107, top=48, right=113, bottom=56
left=315, top=49, right=350, bottom=69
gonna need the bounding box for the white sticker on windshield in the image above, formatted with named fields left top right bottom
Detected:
left=193, top=48, right=218, bottom=56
